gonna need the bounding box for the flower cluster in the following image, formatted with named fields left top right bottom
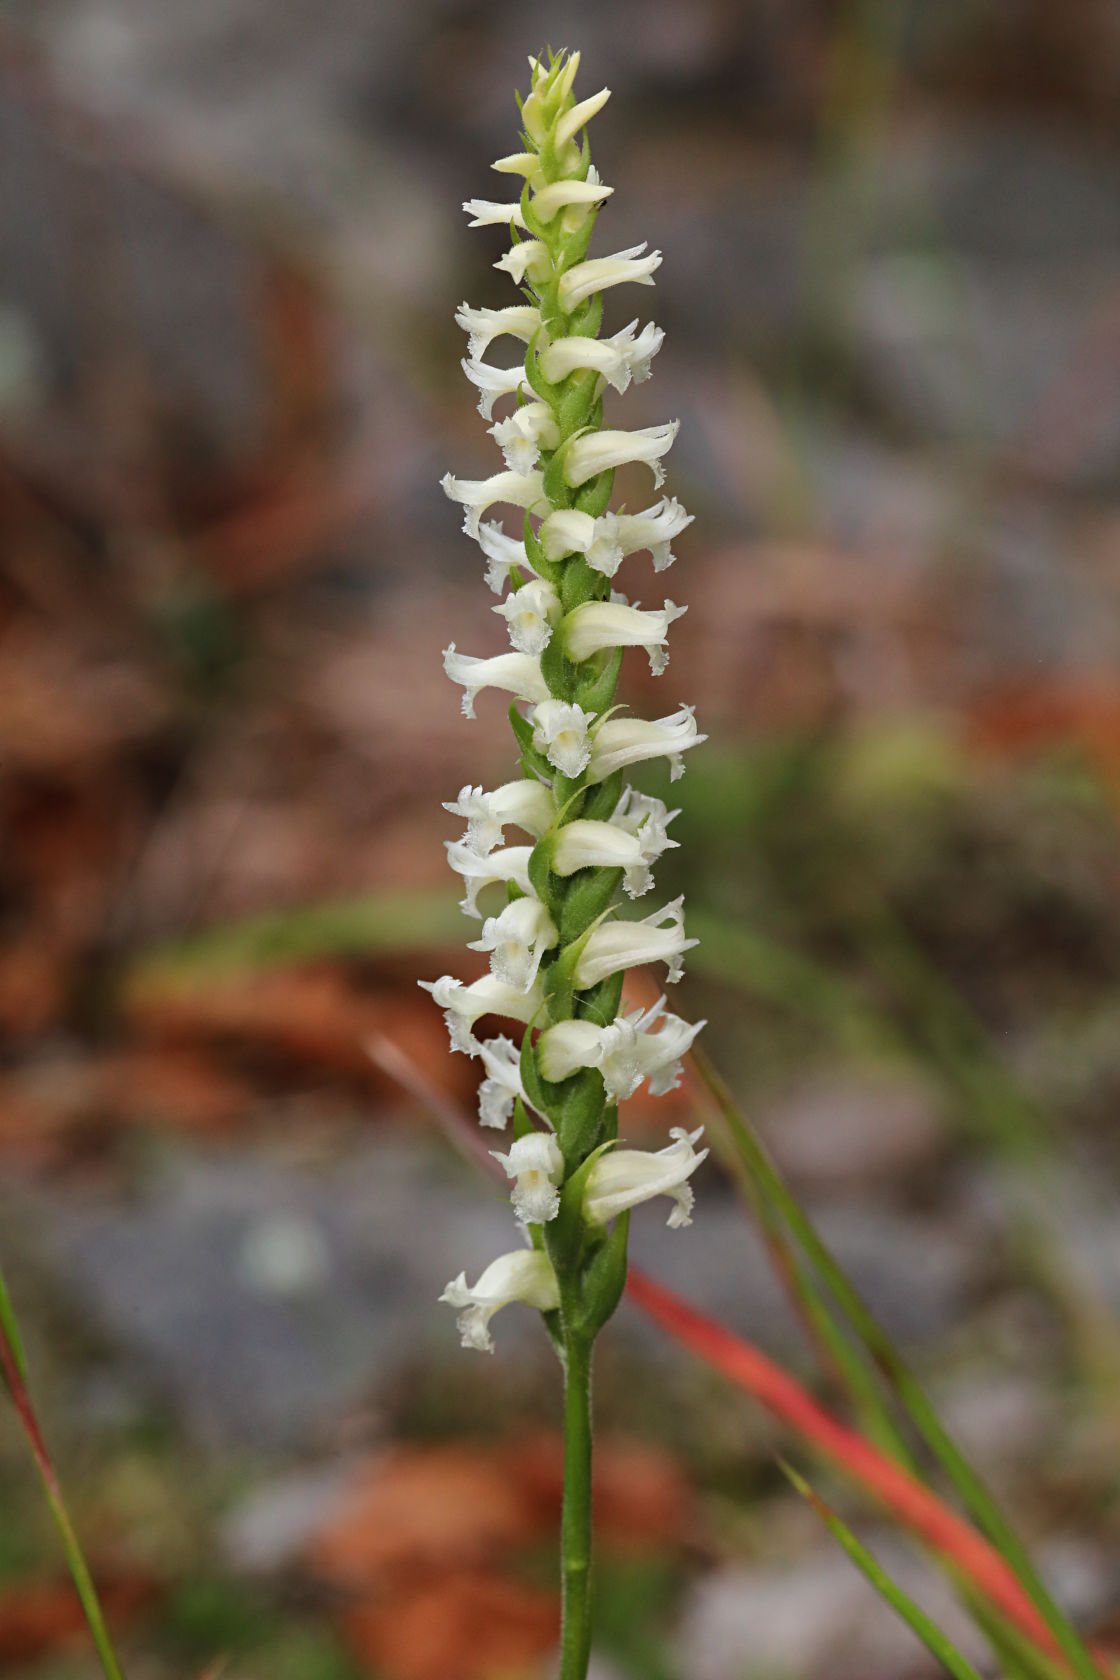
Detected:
left=421, top=50, right=707, bottom=1355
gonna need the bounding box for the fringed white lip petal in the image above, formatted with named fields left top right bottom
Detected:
left=571, top=896, right=698, bottom=989
left=440, top=1248, right=560, bottom=1351
left=582, top=1128, right=708, bottom=1229
left=564, top=422, right=679, bottom=490
left=418, top=972, right=544, bottom=1055
left=586, top=706, right=707, bottom=784
left=557, top=245, right=662, bottom=312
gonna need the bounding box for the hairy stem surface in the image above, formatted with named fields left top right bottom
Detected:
left=560, top=1329, right=594, bottom=1680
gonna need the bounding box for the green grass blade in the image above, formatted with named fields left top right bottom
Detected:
left=0, top=1260, right=29, bottom=1386
left=0, top=1260, right=127, bottom=1680
left=129, top=887, right=462, bottom=988
left=693, top=1046, right=1103, bottom=1680
left=965, top=1591, right=1073, bottom=1680
left=782, top=1461, right=988, bottom=1680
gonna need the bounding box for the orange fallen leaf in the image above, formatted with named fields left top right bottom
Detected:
left=306, top=1446, right=541, bottom=1590
left=0, top=1049, right=253, bottom=1155
left=965, top=678, right=1120, bottom=786
left=342, top=1571, right=557, bottom=1680
left=127, top=967, right=473, bottom=1107
left=509, top=1432, right=692, bottom=1553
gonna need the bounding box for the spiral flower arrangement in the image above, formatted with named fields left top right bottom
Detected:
left=420, top=49, right=706, bottom=1678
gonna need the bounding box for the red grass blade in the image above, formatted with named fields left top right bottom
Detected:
left=627, top=1267, right=1107, bottom=1673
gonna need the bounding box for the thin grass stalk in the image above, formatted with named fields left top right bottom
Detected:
left=0, top=1262, right=127, bottom=1680
left=782, top=1461, right=989, bottom=1680
left=690, top=1046, right=1105, bottom=1680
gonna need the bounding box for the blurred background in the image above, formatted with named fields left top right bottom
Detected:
left=2, top=1, right=1120, bottom=1677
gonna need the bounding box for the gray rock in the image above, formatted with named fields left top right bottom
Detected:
left=759, top=1069, right=945, bottom=1192
left=675, top=1535, right=985, bottom=1680
left=623, top=1185, right=976, bottom=1355
left=10, top=1134, right=532, bottom=1448
left=222, top=1458, right=358, bottom=1572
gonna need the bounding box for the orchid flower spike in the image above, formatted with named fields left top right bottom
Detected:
left=423, top=47, right=706, bottom=1369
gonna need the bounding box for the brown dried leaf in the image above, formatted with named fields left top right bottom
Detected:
left=342, top=1571, right=557, bottom=1680
left=306, top=1446, right=541, bottom=1590
left=128, top=968, right=473, bottom=1106
left=0, top=1575, right=154, bottom=1669
left=509, top=1432, right=692, bottom=1553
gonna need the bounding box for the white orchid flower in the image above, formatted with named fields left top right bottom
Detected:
left=494, top=578, right=562, bottom=655
left=440, top=469, right=544, bottom=540
left=490, top=1132, right=565, bottom=1224
left=564, top=421, right=679, bottom=489
left=418, top=973, right=544, bottom=1055
left=489, top=401, right=561, bottom=473
left=471, top=519, right=538, bottom=594
left=468, top=894, right=559, bottom=991
left=441, top=1248, right=560, bottom=1351
left=530, top=698, right=597, bottom=777
left=494, top=241, right=551, bottom=286
left=442, top=645, right=549, bottom=718
left=586, top=705, right=706, bottom=783
left=557, top=243, right=662, bottom=313
left=572, top=895, right=697, bottom=988
left=562, top=598, right=686, bottom=675
left=455, top=302, right=542, bottom=361
left=444, top=779, right=554, bottom=855
left=582, top=1127, right=708, bottom=1228
left=538, top=997, right=705, bottom=1101
left=445, top=841, right=534, bottom=916
left=475, top=1034, right=530, bottom=1128
left=539, top=320, right=664, bottom=393
left=463, top=198, right=528, bottom=229
left=550, top=791, right=678, bottom=898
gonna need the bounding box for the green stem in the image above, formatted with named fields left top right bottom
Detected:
left=559, top=1330, right=594, bottom=1680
